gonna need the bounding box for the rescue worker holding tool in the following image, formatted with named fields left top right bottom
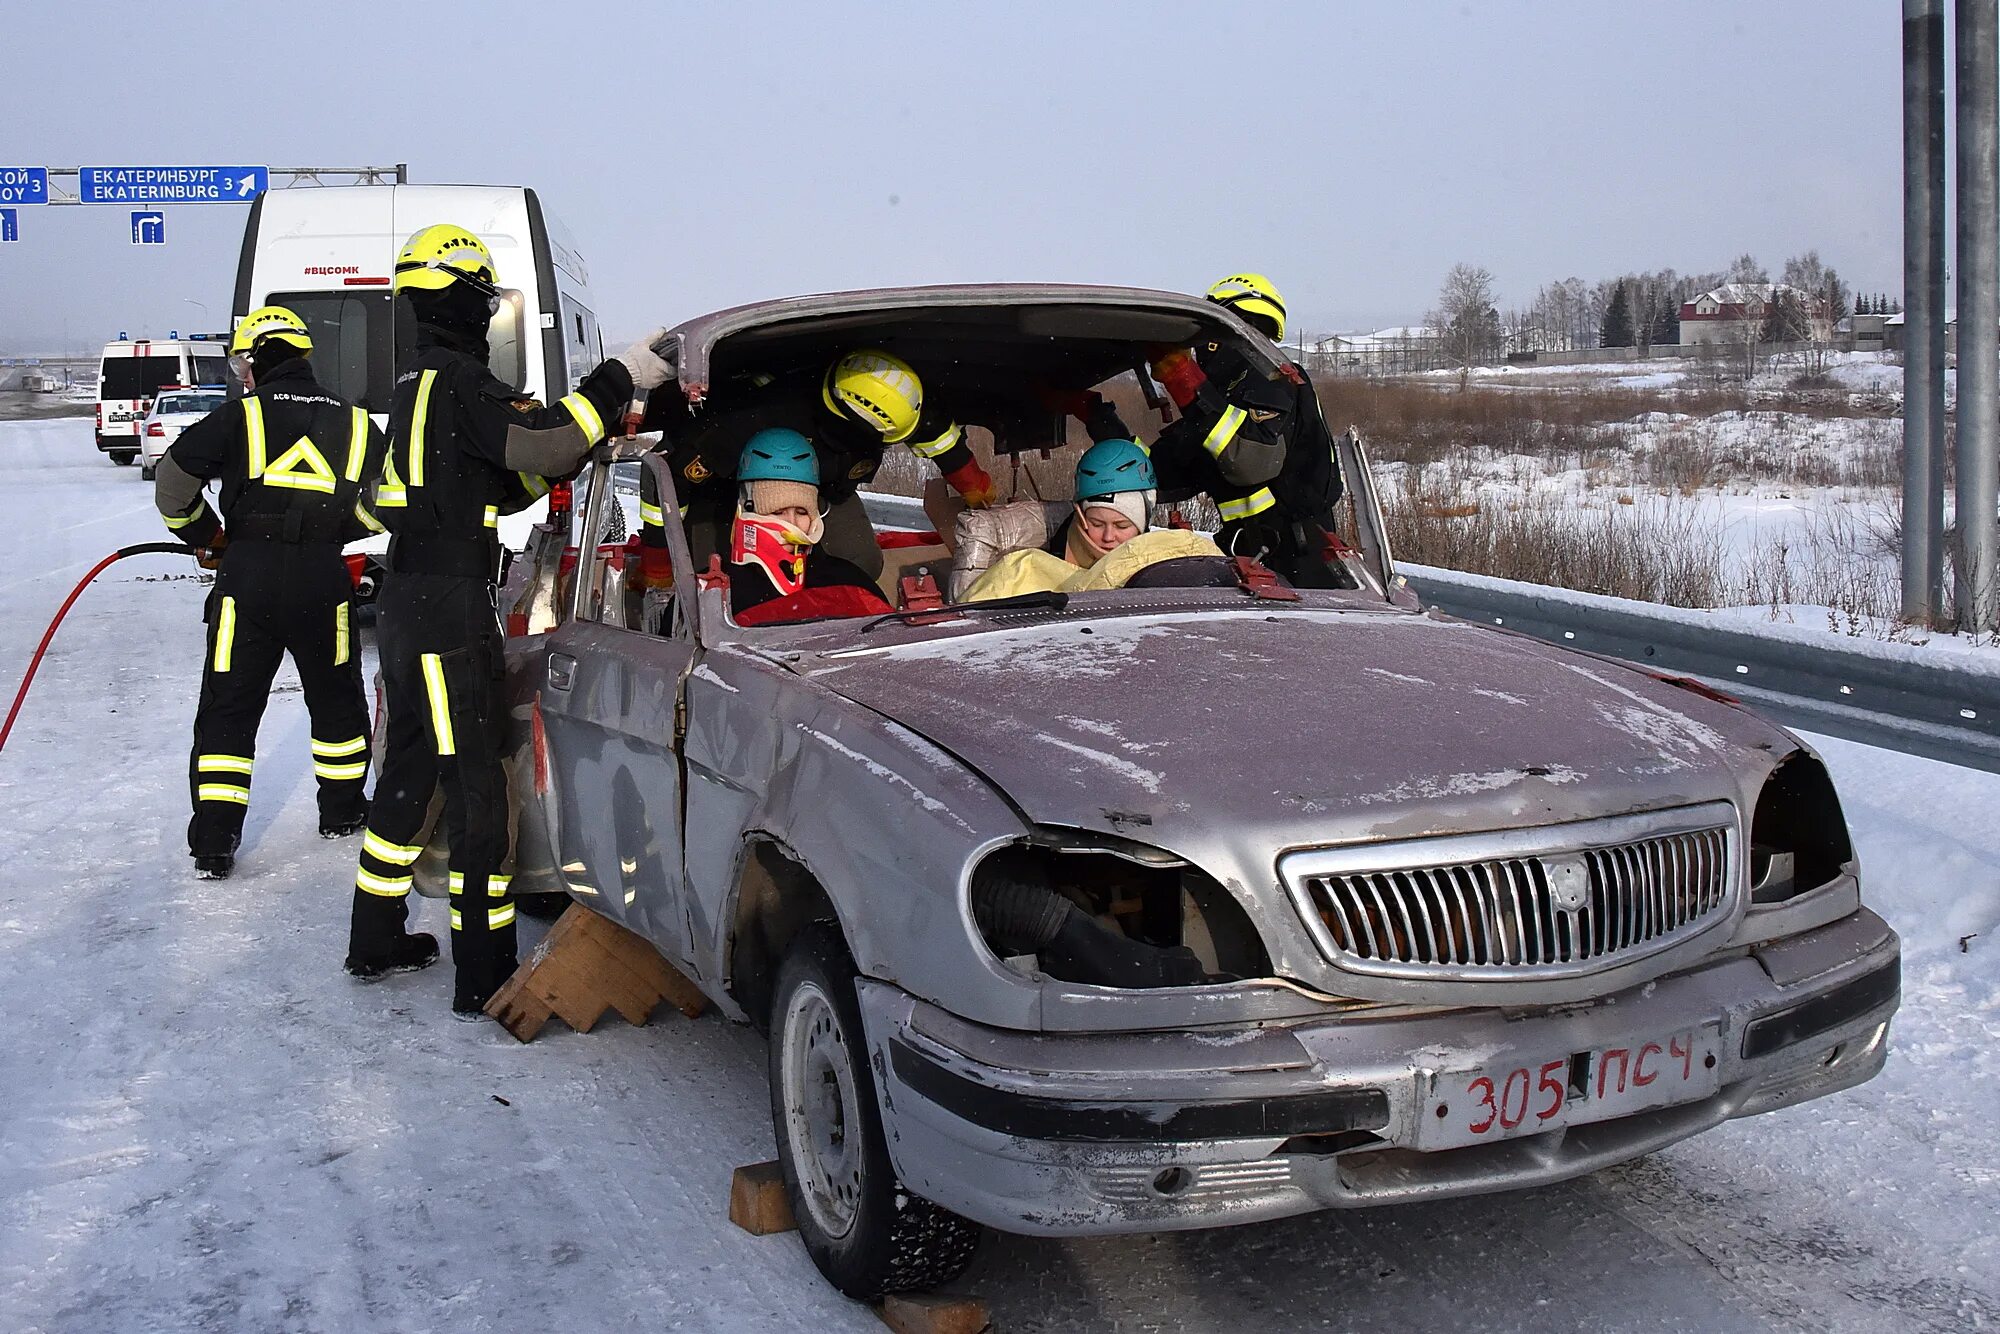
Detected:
left=635, top=349, right=994, bottom=588
left=1144, top=273, right=1347, bottom=586
left=154, top=306, right=389, bottom=881
left=345, top=223, right=670, bottom=1014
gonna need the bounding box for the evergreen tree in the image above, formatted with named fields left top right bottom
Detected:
left=1650, top=292, right=1680, bottom=347
left=1600, top=280, right=1635, bottom=348
left=1856, top=292, right=1869, bottom=316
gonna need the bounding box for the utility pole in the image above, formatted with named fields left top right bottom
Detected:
left=1958, top=0, right=2000, bottom=634
left=1906, top=0, right=1948, bottom=625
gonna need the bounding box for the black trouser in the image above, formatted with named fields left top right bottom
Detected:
left=188, top=541, right=368, bottom=856
left=347, top=571, right=515, bottom=1005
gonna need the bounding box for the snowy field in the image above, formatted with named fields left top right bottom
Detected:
left=2, top=417, right=1997, bottom=1332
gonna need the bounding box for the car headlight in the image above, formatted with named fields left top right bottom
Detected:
left=968, top=829, right=1271, bottom=988
left=1748, top=752, right=1856, bottom=905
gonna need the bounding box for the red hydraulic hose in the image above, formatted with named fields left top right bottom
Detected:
left=0, top=542, right=189, bottom=753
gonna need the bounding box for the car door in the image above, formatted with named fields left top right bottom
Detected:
left=537, top=447, right=704, bottom=970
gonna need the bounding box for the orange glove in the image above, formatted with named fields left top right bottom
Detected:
left=1149, top=348, right=1206, bottom=408
left=941, top=459, right=996, bottom=507
left=195, top=531, right=228, bottom=570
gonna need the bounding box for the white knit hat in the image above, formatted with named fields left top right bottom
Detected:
left=1078, top=489, right=1153, bottom=534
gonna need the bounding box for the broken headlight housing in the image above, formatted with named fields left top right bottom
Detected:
left=1748, top=751, right=1856, bottom=906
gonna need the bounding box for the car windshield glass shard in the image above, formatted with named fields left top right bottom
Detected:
left=859, top=590, right=1069, bottom=633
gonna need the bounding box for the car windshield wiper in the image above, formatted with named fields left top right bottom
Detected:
left=859, top=590, right=1069, bottom=632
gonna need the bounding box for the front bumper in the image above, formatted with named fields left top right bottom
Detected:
left=862, top=907, right=1899, bottom=1237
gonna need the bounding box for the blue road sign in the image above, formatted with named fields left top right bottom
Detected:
left=0, top=168, right=47, bottom=206
left=131, top=211, right=165, bottom=245
left=0, top=209, right=17, bottom=243
left=83, top=166, right=267, bottom=205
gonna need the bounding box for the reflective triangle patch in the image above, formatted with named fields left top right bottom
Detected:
left=262, top=435, right=338, bottom=494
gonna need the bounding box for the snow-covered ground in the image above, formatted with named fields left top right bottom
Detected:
left=2, top=417, right=1997, bottom=1332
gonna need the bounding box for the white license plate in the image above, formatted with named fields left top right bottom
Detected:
left=1416, top=1026, right=1722, bottom=1151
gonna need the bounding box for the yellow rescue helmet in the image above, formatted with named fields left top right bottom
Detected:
left=1205, top=272, right=1287, bottom=342
left=821, top=349, right=924, bottom=443
left=392, top=223, right=499, bottom=294
left=230, top=305, right=313, bottom=356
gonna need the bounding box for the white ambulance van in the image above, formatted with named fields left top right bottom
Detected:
left=96, top=335, right=229, bottom=464
left=232, top=184, right=605, bottom=424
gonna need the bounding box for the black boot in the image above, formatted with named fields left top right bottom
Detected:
left=194, top=852, right=234, bottom=880
left=345, top=932, right=440, bottom=981
left=319, top=815, right=367, bottom=839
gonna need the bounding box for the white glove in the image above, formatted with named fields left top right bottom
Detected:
left=616, top=329, right=671, bottom=392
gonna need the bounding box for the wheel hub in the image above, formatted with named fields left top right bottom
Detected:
left=780, top=980, right=865, bottom=1239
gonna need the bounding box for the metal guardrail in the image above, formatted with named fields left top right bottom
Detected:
left=1404, top=566, right=2000, bottom=775
left=856, top=491, right=2000, bottom=772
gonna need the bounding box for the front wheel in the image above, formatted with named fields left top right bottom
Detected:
left=768, top=923, right=981, bottom=1300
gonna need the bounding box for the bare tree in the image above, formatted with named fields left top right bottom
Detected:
left=1427, top=263, right=1503, bottom=386
left=1726, top=252, right=1769, bottom=284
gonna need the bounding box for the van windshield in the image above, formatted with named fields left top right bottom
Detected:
left=268, top=290, right=395, bottom=413
left=100, top=356, right=182, bottom=401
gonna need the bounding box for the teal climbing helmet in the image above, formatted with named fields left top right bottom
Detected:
left=1073, top=437, right=1155, bottom=501
left=737, top=427, right=819, bottom=485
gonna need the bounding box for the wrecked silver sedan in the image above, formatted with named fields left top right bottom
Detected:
left=492, top=285, right=1900, bottom=1299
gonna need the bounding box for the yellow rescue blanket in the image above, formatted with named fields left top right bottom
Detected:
left=961, top=529, right=1224, bottom=601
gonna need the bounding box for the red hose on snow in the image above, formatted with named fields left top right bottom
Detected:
left=0, top=542, right=190, bottom=752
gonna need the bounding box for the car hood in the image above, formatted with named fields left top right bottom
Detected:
left=794, top=608, right=1786, bottom=853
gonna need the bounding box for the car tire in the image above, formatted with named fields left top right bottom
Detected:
left=767, top=922, right=981, bottom=1300
left=140, top=463, right=155, bottom=481
left=111, top=450, right=137, bottom=467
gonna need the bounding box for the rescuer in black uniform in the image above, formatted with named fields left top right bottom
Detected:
left=344, top=223, right=670, bottom=1013
left=1145, top=273, right=1347, bottom=586
left=154, top=305, right=389, bottom=880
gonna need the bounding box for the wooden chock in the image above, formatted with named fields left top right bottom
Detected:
left=728, top=1160, right=796, bottom=1236
left=485, top=903, right=708, bottom=1042
left=880, top=1293, right=992, bottom=1334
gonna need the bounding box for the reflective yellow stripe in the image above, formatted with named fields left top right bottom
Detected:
left=516, top=471, right=551, bottom=498
left=333, top=602, right=350, bottom=666
left=908, top=421, right=964, bottom=459
left=408, top=369, right=437, bottom=489
left=196, top=783, right=250, bottom=805
left=312, top=735, right=368, bottom=758
left=362, top=829, right=423, bottom=866
left=483, top=504, right=498, bottom=528
left=374, top=487, right=407, bottom=508
left=450, top=905, right=516, bottom=930
left=355, top=868, right=413, bottom=897
left=1202, top=405, right=1248, bottom=459
left=260, top=435, right=338, bottom=493
left=560, top=391, right=605, bottom=445
left=314, top=758, right=368, bottom=781
left=197, top=754, right=253, bottom=774
left=213, top=596, right=237, bottom=673
left=243, top=399, right=266, bottom=477
left=420, top=652, right=455, bottom=756
left=344, top=406, right=368, bottom=482
left=448, top=870, right=465, bottom=896
left=353, top=501, right=385, bottom=533
left=488, top=874, right=512, bottom=898
left=164, top=508, right=203, bottom=529
left=639, top=501, right=665, bottom=528
left=1217, top=487, right=1277, bottom=522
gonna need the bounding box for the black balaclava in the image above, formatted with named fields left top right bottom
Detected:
left=249, top=342, right=307, bottom=383
left=406, top=281, right=493, bottom=361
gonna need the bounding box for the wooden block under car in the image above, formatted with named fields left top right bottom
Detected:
left=485, top=903, right=707, bottom=1042
left=879, top=1292, right=992, bottom=1334
left=728, top=1160, right=796, bottom=1235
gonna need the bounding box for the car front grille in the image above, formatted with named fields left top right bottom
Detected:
left=1279, top=805, right=1739, bottom=982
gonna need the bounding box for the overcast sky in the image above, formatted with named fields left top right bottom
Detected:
left=0, top=0, right=1916, bottom=355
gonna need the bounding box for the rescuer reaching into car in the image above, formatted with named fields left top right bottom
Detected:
left=1144, top=273, right=1347, bottom=586
left=343, top=222, right=671, bottom=1015
left=636, top=348, right=995, bottom=587
left=153, top=305, right=390, bottom=880
left=725, top=428, right=892, bottom=625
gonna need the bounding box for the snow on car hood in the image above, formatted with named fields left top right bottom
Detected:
left=796, top=607, right=1786, bottom=851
